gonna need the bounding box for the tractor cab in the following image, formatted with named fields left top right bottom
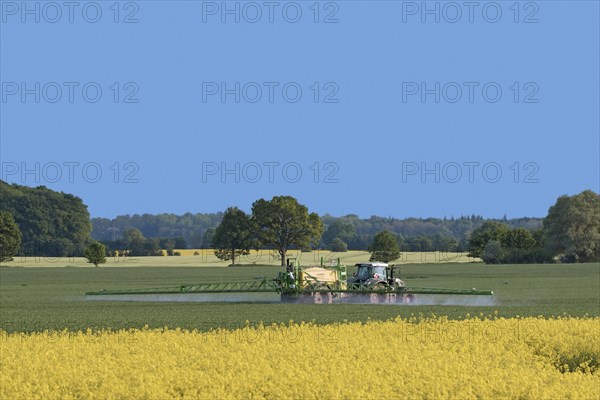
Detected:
left=350, top=262, right=389, bottom=283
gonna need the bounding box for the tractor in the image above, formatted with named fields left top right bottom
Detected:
left=277, top=258, right=417, bottom=304
left=347, top=262, right=416, bottom=303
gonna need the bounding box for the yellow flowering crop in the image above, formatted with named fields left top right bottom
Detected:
left=1, top=316, right=598, bottom=399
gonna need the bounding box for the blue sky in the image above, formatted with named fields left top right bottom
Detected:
left=1, top=1, right=598, bottom=219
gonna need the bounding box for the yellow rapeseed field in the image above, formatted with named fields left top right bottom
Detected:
left=1, top=316, right=598, bottom=399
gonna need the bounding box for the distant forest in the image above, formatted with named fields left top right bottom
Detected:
left=0, top=180, right=545, bottom=255
left=0, top=180, right=92, bottom=256
left=5, top=181, right=597, bottom=263
left=91, top=213, right=543, bottom=251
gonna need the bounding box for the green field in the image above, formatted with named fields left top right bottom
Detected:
left=1, top=262, right=598, bottom=333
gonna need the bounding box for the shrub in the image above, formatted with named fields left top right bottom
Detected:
left=84, top=242, right=107, bottom=267
left=329, top=238, right=348, bottom=252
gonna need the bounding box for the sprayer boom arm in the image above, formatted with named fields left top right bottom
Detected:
left=85, top=280, right=492, bottom=297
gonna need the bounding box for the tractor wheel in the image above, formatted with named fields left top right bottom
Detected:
left=370, top=284, right=387, bottom=304
left=312, top=284, right=333, bottom=304
left=403, top=294, right=416, bottom=304
left=313, top=292, right=324, bottom=304
left=369, top=293, right=382, bottom=304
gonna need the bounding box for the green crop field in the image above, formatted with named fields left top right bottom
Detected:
left=1, top=261, right=598, bottom=333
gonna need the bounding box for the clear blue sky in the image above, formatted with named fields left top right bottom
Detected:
left=1, top=1, right=598, bottom=219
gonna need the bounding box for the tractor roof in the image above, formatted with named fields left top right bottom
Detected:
left=355, top=262, right=389, bottom=267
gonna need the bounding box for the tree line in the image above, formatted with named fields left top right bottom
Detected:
left=100, top=228, right=189, bottom=257
left=90, top=210, right=543, bottom=253
left=206, top=191, right=600, bottom=265
left=91, top=213, right=222, bottom=248
left=468, top=190, right=599, bottom=264
left=1, top=178, right=598, bottom=265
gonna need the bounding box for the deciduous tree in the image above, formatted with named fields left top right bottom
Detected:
left=544, top=190, right=600, bottom=262
left=212, top=207, right=253, bottom=265
left=369, top=230, right=401, bottom=263
left=84, top=241, right=107, bottom=267
left=252, top=196, right=323, bottom=266
left=0, top=211, right=22, bottom=262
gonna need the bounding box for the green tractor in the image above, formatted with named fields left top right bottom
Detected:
left=347, top=262, right=415, bottom=303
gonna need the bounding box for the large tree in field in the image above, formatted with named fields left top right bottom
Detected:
left=212, top=207, right=253, bottom=265
left=0, top=211, right=22, bottom=262
left=544, top=190, right=600, bottom=262
left=252, top=196, right=323, bottom=266
left=369, top=230, right=401, bottom=263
